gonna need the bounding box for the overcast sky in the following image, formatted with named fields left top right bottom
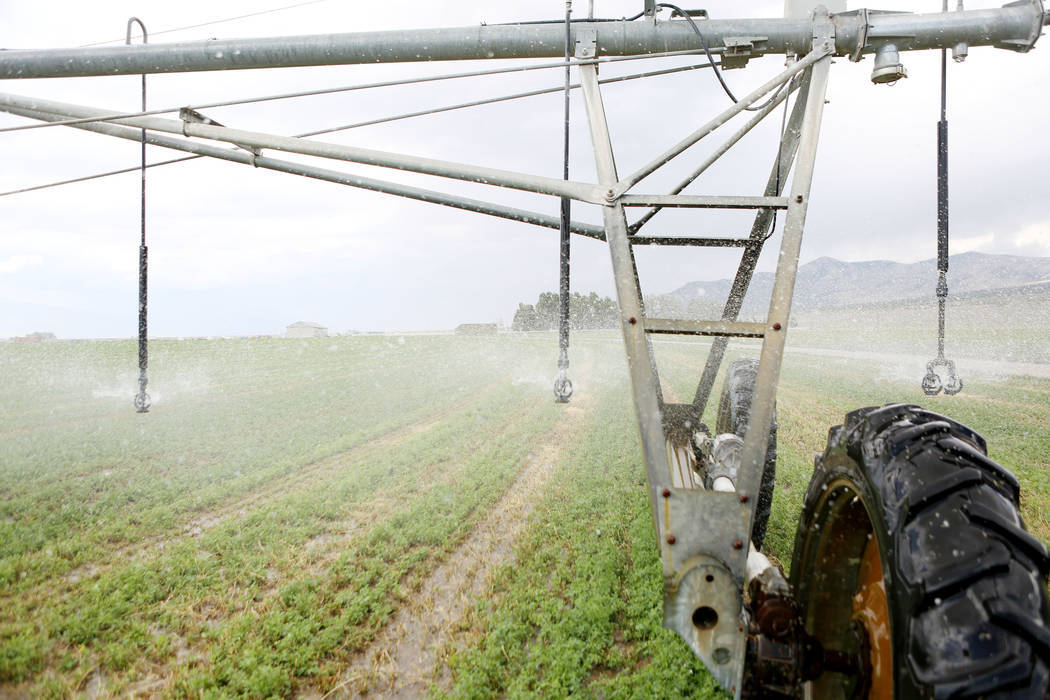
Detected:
left=1, top=0, right=1047, bottom=338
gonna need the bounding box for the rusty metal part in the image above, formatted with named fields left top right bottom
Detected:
left=748, top=568, right=795, bottom=641
left=743, top=563, right=869, bottom=698
left=851, top=534, right=891, bottom=699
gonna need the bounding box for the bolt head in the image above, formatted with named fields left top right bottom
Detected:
left=662, top=488, right=671, bottom=498
left=628, top=317, right=637, bottom=325
left=795, top=195, right=804, bottom=203
left=739, top=493, right=749, bottom=503
left=666, top=534, right=676, bottom=545
left=772, top=322, right=782, bottom=331
left=733, top=539, right=744, bottom=550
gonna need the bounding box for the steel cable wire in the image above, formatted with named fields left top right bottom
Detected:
left=1, top=61, right=714, bottom=198
left=0, top=48, right=716, bottom=136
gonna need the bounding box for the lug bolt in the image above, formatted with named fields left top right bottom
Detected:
left=733, top=539, right=744, bottom=550
left=667, top=534, right=676, bottom=545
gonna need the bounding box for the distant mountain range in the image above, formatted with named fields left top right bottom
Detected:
left=665, top=252, right=1050, bottom=312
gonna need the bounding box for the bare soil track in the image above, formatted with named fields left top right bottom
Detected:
left=314, top=369, right=594, bottom=698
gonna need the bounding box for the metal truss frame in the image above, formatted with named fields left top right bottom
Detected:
left=0, top=4, right=1045, bottom=697
left=0, top=46, right=828, bottom=694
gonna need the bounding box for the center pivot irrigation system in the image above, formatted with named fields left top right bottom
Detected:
left=3, top=2, right=1050, bottom=697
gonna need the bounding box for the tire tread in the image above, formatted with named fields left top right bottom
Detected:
left=795, top=403, right=1050, bottom=698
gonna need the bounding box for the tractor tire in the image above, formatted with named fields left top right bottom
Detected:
left=716, top=358, right=777, bottom=551
left=790, top=403, right=1050, bottom=699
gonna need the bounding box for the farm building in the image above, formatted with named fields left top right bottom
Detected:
left=285, top=321, right=327, bottom=338
left=12, top=332, right=56, bottom=343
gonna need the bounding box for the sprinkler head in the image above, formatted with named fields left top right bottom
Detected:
left=921, top=372, right=942, bottom=396
left=871, top=44, right=908, bottom=84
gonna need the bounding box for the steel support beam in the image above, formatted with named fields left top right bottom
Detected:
left=579, top=62, right=668, bottom=528
left=0, top=97, right=607, bottom=240
left=644, top=319, right=766, bottom=338
left=734, top=56, right=832, bottom=555
left=0, top=92, right=603, bottom=205
left=619, top=195, right=788, bottom=209
left=691, top=70, right=813, bottom=416
left=581, top=59, right=750, bottom=698
left=617, top=47, right=826, bottom=193
left=0, top=4, right=1042, bottom=78
left=627, top=77, right=798, bottom=235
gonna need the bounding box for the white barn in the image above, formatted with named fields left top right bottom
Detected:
left=285, top=321, right=328, bottom=338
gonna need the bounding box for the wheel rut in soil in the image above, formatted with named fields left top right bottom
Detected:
left=319, top=364, right=595, bottom=699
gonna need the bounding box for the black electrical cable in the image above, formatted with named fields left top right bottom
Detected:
left=491, top=11, right=645, bottom=25
left=655, top=2, right=782, bottom=112
left=763, top=84, right=793, bottom=242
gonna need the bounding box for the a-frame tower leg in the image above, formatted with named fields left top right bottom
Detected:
left=578, top=49, right=832, bottom=696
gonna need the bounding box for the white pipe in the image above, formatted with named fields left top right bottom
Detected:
left=711, top=475, right=777, bottom=582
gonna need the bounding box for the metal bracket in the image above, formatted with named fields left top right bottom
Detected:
left=665, top=553, right=748, bottom=696
left=849, top=8, right=870, bottom=62
left=697, top=433, right=744, bottom=484
left=721, top=36, right=767, bottom=70
left=997, top=0, right=1046, bottom=52
left=179, top=107, right=263, bottom=163
left=179, top=106, right=223, bottom=128
left=811, top=6, right=836, bottom=54
left=574, top=28, right=597, bottom=59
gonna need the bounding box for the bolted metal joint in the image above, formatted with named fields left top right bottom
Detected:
left=742, top=567, right=868, bottom=698
left=696, top=433, right=744, bottom=486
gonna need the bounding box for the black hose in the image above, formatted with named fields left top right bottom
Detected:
left=656, top=2, right=784, bottom=112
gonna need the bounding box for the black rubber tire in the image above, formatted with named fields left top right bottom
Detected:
left=791, top=403, right=1050, bottom=699
left=716, top=358, right=777, bottom=551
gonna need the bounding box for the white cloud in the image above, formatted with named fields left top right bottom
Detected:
left=1012, top=221, right=1050, bottom=255
left=0, top=254, right=43, bottom=274
left=952, top=233, right=995, bottom=254
left=1, top=0, right=1047, bottom=337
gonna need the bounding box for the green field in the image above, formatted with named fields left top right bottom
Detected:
left=1, top=331, right=1048, bottom=697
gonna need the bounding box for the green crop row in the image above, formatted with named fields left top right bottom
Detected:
left=0, top=335, right=548, bottom=592
left=1, top=331, right=1046, bottom=697
left=441, top=347, right=728, bottom=699
left=3, top=380, right=561, bottom=695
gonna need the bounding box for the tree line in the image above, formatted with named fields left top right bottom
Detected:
left=512, top=292, right=618, bottom=331
left=512, top=291, right=726, bottom=331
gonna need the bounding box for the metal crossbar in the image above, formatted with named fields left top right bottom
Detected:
left=643, top=319, right=767, bottom=338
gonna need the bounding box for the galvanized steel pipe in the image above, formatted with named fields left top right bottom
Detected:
left=0, top=3, right=1043, bottom=79
left=0, top=95, right=607, bottom=239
